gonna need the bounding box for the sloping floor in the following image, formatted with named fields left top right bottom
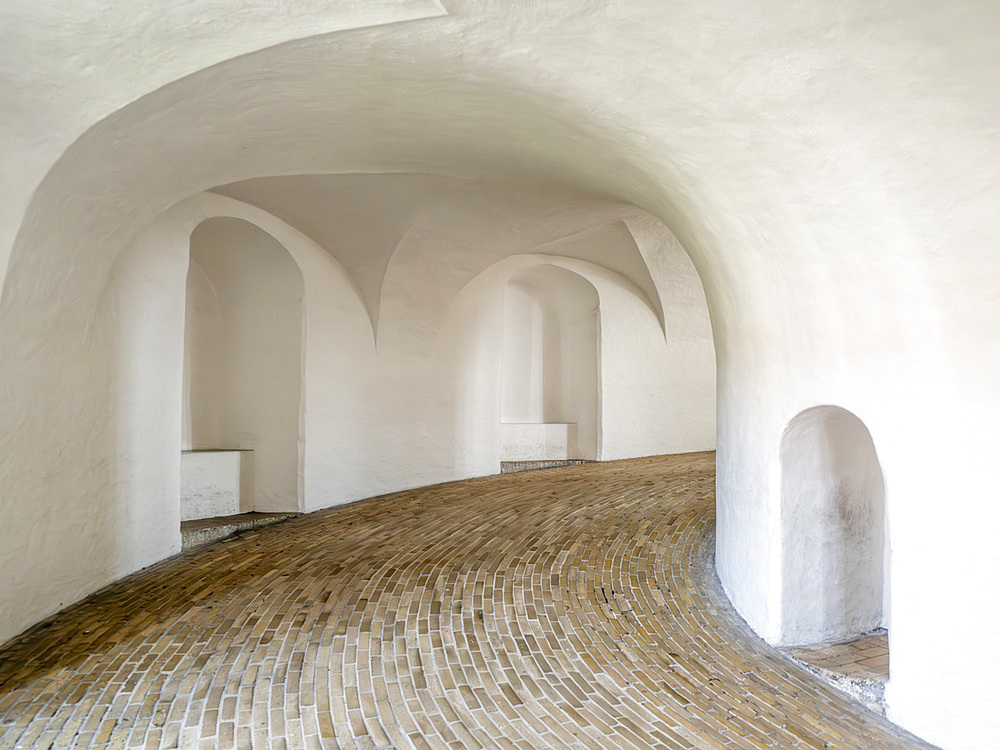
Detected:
left=0, top=453, right=935, bottom=749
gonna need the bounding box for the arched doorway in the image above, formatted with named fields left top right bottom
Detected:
left=181, top=217, right=304, bottom=519
left=780, top=406, right=887, bottom=647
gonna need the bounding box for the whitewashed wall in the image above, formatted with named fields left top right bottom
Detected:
left=501, top=266, right=601, bottom=460
left=2, top=3, right=999, bottom=748
left=183, top=217, right=304, bottom=512
left=182, top=259, right=224, bottom=449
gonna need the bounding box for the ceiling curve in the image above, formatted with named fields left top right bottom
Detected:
left=214, top=173, right=665, bottom=329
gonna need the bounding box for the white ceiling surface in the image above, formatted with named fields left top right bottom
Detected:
left=214, top=174, right=664, bottom=330
left=8, top=0, right=996, bottom=329
left=0, top=0, right=448, bottom=280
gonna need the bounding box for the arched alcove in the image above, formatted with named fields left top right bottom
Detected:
left=181, top=217, right=304, bottom=517
left=500, top=265, right=600, bottom=462
left=780, top=406, right=887, bottom=647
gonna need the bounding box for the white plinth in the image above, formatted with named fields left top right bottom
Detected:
left=180, top=450, right=253, bottom=521
left=500, top=423, right=578, bottom=461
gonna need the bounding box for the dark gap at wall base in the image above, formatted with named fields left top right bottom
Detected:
left=500, top=460, right=596, bottom=474
left=180, top=512, right=299, bottom=551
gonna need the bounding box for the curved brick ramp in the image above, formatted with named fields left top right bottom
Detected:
left=0, top=453, right=933, bottom=749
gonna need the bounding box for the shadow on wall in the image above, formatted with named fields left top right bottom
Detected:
left=780, top=406, right=887, bottom=648
left=182, top=217, right=304, bottom=514
left=500, top=264, right=600, bottom=462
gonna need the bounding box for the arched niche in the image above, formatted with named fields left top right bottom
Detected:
left=181, top=217, right=304, bottom=517
left=500, top=264, right=600, bottom=461
left=780, top=406, right=887, bottom=646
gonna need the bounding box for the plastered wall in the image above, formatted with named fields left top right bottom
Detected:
left=182, top=259, right=224, bottom=449
left=183, top=217, right=304, bottom=512
left=501, top=266, right=600, bottom=460
left=3, top=3, right=999, bottom=747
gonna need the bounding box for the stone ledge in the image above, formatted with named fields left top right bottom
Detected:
left=500, top=459, right=595, bottom=474
left=784, top=629, right=889, bottom=716
left=180, top=511, right=298, bottom=551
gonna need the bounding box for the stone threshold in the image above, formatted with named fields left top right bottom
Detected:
left=500, top=459, right=595, bottom=474
left=181, top=512, right=299, bottom=551
left=783, top=629, right=889, bottom=716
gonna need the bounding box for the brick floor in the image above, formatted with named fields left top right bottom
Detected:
left=0, top=452, right=935, bottom=749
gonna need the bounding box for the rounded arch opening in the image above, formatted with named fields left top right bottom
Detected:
left=500, top=264, right=601, bottom=462
left=181, top=217, right=304, bottom=518
left=779, top=405, right=887, bottom=648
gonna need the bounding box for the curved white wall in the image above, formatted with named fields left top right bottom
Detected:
left=182, top=259, right=224, bottom=449
left=441, top=253, right=715, bottom=465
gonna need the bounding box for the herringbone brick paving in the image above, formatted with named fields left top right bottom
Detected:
left=0, top=452, right=934, bottom=749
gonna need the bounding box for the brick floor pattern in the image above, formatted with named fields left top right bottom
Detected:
left=0, top=453, right=934, bottom=749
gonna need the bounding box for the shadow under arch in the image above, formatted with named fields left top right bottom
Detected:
left=779, top=405, right=887, bottom=648
left=182, top=216, right=304, bottom=514
left=438, top=252, right=716, bottom=470
left=105, top=185, right=383, bottom=527
left=500, top=263, right=602, bottom=462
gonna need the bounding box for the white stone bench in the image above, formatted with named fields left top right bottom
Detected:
left=180, top=450, right=254, bottom=521
left=500, top=423, right=579, bottom=461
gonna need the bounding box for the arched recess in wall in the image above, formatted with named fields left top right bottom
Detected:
left=181, top=217, right=304, bottom=517
left=437, top=250, right=714, bottom=473
left=500, top=264, right=600, bottom=462
left=780, top=406, right=887, bottom=647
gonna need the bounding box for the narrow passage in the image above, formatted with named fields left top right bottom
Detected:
left=0, top=453, right=933, bottom=749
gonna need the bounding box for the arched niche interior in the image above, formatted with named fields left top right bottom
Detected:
left=181, top=217, right=304, bottom=519
left=500, top=264, right=599, bottom=462
left=780, top=406, right=887, bottom=649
